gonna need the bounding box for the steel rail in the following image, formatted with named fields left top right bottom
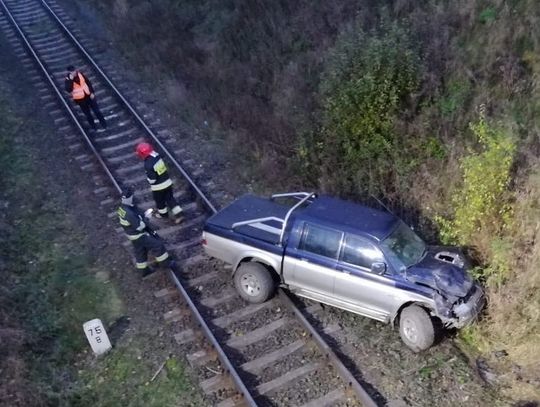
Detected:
left=0, top=0, right=122, bottom=194
left=0, top=2, right=255, bottom=404
left=169, top=270, right=257, bottom=405
left=278, top=289, right=378, bottom=407
left=39, top=0, right=218, bottom=215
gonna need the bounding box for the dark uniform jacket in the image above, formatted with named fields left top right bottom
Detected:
left=117, top=204, right=147, bottom=240
left=144, top=152, right=173, bottom=191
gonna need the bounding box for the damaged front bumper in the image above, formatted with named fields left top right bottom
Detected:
left=439, top=284, right=485, bottom=328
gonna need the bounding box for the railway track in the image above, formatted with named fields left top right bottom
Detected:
left=0, top=1, right=380, bottom=405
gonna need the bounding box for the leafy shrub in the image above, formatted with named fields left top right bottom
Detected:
left=478, top=7, right=497, bottom=24
left=437, top=113, right=516, bottom=289
left=310, top=22, right=421, bottom=197
left=438, top=77, right=472, bottom=117
left=422, top=136, right=447, bottom=160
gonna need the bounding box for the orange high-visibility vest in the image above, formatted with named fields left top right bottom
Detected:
left=71, top=72, right=90, bottom=100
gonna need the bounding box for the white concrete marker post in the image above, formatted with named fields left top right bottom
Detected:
left=83, top=318, right=112, bottom=355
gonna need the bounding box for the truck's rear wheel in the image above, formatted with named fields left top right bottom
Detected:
left=234, top=262, right=275, bottom=303
left=399, top=305, right=435, bottom=352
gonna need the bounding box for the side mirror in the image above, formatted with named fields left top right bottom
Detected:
left=371, top=262, right=387, bottom=275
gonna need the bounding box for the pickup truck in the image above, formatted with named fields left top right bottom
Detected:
left=202, top=192, right=485, bottom=351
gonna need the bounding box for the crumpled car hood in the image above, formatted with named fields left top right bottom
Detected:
left=406, top=246, right=473, bottom=298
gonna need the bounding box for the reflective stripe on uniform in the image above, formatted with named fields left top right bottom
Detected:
left=150, top=178, right=172, bottom=191
left=171, top=206, right=182, bottom=215
left=127, top=233, right=145, bottom=240
left=119, top=218, right=130, bottom=226
left=153, top=158, right=167, bottom=175
left=155, top=252, right=169, bottom=262
left=158, top=207, right=168, bottom=214
left=136, top=261, right=148, bottom=269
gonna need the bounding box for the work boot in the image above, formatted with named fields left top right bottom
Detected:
left=141, top=267, right=157, bottom=279
left=154, top=211, right=168, bottom=219
left=173, top=214, right=184, bottom=224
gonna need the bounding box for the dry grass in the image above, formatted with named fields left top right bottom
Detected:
left=455, top=165, right=540, bottom=401
left=479, top=167, right=540, bottom=400
left=112, top=0, right=128, bottom=19
left=163, top=77, right=188, bottom=111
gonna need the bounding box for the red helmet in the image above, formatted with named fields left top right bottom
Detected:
left=135, top=142, right=153, bottom=159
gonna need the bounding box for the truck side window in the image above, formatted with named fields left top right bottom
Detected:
left=341, top=234, right=383, bottom=270
left=299, top=223, right=342, bottom=260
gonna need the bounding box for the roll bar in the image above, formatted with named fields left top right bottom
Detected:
left=232, top=192, right=316, bottom=246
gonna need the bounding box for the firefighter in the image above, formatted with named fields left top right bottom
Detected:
left=117, top=187, right=180, bottom=277
left=64, top=65, right=107, bottom=131
left=135, top=142, right=184, bottom=223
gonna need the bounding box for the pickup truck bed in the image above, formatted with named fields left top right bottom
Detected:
left=205, top=194, right=291, bottom=245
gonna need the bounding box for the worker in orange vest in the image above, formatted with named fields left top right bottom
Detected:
left=64, top=65, right=107, bottom=131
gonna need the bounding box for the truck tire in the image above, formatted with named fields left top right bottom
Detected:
left=399, top=305, right=435, bottom=352
left=234, top=262, right=275, bottom=304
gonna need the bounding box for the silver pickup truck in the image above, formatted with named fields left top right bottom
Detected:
left=202, top=192, right=484, bottom=351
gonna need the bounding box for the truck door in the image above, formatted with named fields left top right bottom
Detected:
left=283, top=222, right=342, bottom=297
left=333, top=234, right=395, bottom=321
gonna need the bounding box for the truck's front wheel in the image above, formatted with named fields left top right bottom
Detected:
left=399, top=305, right=435, bottom=352
left=234, top=262, right=275, bottom=303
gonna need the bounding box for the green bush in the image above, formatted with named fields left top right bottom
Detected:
left=438, top=114, right=515, bottom=246
left=478, top=7, right=497, bottom=24
left=438, top=77, right=472, bottom=117
left=437, top=114, right=516, bottom=288
left=308, top=22, right=421, bottom=197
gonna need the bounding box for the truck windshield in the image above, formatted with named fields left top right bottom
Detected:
left=381, top=222, right=426, bottom=269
